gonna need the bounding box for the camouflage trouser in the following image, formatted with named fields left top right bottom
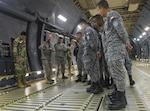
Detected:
left=83, top=55, right=100, bottom=83
left=14, top=60, right=26, bottom=79
left=56, top=57, right=66, bottom=75
left=77, top=56, right=84, bottom=76
left=104, top=53, right=111, bottom=78
left=67, top=57, right=72, bottom=72
left=42, top=59, right=52, bottom=81
left=124, top=53, right=132, bottom=76
left=99, top=57, right=103, bottom=78
left=108, top=59, right=125, bottom=92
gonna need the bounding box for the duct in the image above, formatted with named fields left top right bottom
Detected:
left=128, top=0, right=140, bottom=11
left=26, top=22, right=44, bottom=71
left=37, top=15, right=63, bottom=31
left=0, top=1, right=36, bottom=22
left=0, top=1, right=63, bottom=32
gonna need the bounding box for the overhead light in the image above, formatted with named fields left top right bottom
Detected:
left=145, top=27, right=150, bottom=31
left=77, top=25, right=81, bottom=30
left=57, top=14, right=67, bottom=22
left=133, top=38, right=136, bottom=41
left=37, top=71, right=42, bottom=75
left=139, top=35, right=142, bottom=38
left=52, top=68, right=56, bottom=72
left=137, top=38, right=140, bottom=41
left=26, top=73, right=29, bottom=77
left=142, top=32, right=146, bottom=36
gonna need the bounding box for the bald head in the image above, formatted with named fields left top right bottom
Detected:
left=47, top=34, right=52, bottom=41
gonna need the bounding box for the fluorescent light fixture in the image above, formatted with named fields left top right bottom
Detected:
left=139, top=35, right=142, bottom=38
left=37, top=71, right=42, bottom=75
left=137, top=38, right=140, bottom=41
left=145, top=27, right=150, bottom=31
left=142, top=32, right=146, bottom=36
left=57, top=14, right=67, bottom=22
left=26, top=73, right=29, bottom=77
left=77, top=25, right=81, bottom=30
left=52, top=68, right=56, bottom=72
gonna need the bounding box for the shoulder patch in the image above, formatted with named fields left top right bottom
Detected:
left=110, top=16, right=114, bottom=20
left=87, top=35, right=90, bottom=40
left=110, top=16, right=118, bottom=23
left=86, top=32, right=90, bottom=35
left=113, top=21, right=119, bottom=27
left=86, top=32, right=91, bottom=40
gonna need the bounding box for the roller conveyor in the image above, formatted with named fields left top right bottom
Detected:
left=0, top=61, right=150, bottom=111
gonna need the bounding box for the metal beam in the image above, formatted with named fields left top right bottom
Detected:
left=0, top=1, right=36, bottom=22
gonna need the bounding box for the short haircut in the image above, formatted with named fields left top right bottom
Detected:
left=79, top=19, right=92, bottom=27
left=47, top=33, right=52, bottom=36
left=59, top=37, right=63, bottom=39
left=76, top=32, right=82, bottom=36
left=68, top=43, right=71, bottom=46
left=92, top=14, right=103, bottom=20
left=20, top=31, right=26, bottom=36
left=79, top=19, right=88, bottom=24
left=97, top=0, right=109, bottom=9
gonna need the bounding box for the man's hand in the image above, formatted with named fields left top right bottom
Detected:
left=15, top=59, right=19, bottom=64
left=50, top=48, right=55, bottom=52
left=96, top=51, right=101, bottom=58
left=126, top=43, right=133, bottom=51
left=39, top=45, right=46, bottom=49
left=39, top=45, right=43, bottom=49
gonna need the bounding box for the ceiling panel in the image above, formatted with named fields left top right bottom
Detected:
left=74, top=0, right=147, bottom=36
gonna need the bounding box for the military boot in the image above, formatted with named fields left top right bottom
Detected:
left=91, top=81, right=104, bottom=94
left=82, top=74, right=87, bottom=83
left=17, top=79, right=25, bottom=88
left=86, top=82, right=96, bottom=92
left=108, top=91, right=127, bottom=110
left=22, top=78, right=31, bottom=87
left=101, top=77, right=108, bottom=88
left=108, top=85, right=117, bottom=99
left=62, top=73, right=68, bottom=79
left=87, top=80, right=91, bottom=85
left=107, top=78, right=115, bottom=89
left=129, top=75, right=135, bottom=86
left=75, top=74, right=82, bottom=82
left=68, top=70, right=73, bottom=75
left=110, top=91, right=127, bottom=106
left=46, top=80, right=54, bottom=84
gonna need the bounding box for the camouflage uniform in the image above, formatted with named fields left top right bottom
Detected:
left=98, top=33, right=111, bottom=87
left=102, top=10, right=130, bottom=92
left=83, top=26, right=100, bottom=83
left=76, top=40, right=86, bottom=81
left=13, top=37, right=26, bottom=79
left=67, top=47, right=72, bottom=74
left=40, top=40, right=53, bottom=81
left=83, top=26, right=104, bottom=94
left=124, top=52, right=132, bottom=76
left=125, top=51, right=135, bottom=85
left=54, top=42, right=67, bottom=77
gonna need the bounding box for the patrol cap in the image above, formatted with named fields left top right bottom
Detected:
left=20, top=31, right=26, bottom=36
